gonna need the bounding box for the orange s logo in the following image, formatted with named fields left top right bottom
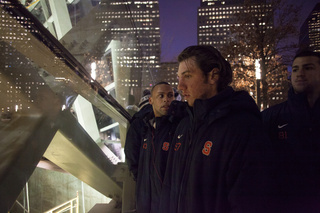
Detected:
left=202, top=141, right=213, bottom=156
left=162, top=142, right=170, bottom=151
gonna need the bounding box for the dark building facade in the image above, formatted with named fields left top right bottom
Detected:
left=159, top=62, right=179, bottom=87
left=299, top=3, right=320, bottom=52
left=197, top=0, right=270, bottom=51
left=198, top=0, right=244, bottom=51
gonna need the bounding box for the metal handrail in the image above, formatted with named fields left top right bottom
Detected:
left=44, top=192, right=79, bottom=213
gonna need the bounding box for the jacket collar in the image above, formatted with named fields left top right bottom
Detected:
left=191, top=86, right=234, bottom=121
left=288, top=87, right=320, bottom=117
left=144, top=111, right=170, bottom=129
left=288, top=87, right=311, bottom=110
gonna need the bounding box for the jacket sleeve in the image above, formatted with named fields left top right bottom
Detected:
left=124, top=118, right=145, bottom=180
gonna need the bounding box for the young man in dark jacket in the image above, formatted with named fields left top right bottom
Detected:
left=262, top=50, right=320, bottom=213
left=126, top=82, right=187, bottom=213
left=159, top=45, right=270, bottom=213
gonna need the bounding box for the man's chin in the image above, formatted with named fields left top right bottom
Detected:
left=161, top=109, right=169, bottom=116
left=187, top=100, right=194, bottom=107
left=293, top=86, right=308, bottom=94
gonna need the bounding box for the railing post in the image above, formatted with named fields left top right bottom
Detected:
left=26, top=182, right=30, bottom=213
left=76, top=191, right=79, bottom=213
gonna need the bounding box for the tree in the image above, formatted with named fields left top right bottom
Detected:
left=227, top=54, right=256, bottom=97
left=221, top=0, right=300, bottom=110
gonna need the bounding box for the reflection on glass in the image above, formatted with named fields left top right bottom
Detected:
left=21, top=0, right=162, bottom=110
left=1, top=2, right=129, bottom=211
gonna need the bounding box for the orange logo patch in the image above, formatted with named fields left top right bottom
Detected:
left=202, top=141, right=213, bottom=156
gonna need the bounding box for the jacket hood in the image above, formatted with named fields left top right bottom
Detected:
left=130, top=104, right=152, bottom=123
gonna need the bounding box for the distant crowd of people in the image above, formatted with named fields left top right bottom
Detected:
left=124, top=45, right=320, bottom=213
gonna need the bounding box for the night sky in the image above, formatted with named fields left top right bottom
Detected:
left=159, top=0, right=319, bottom=62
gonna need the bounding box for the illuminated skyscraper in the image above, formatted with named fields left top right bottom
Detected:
left=299, top=3, right=320, bottom=52
left=159, top=62, right=179, bottom=87
left=197, top=0, right=270, bottom=51
left=0, top=7, right=46, bottom=114
left=97, top=0, right=161, bottom=92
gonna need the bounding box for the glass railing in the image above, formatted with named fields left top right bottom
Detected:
left=0, top=0, right=140, bottom=212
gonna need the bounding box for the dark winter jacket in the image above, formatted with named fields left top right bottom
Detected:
left=125, top=104, right=152, bottom=180
left=262, top=87, right=320, bottom=213
left=160, top=87, right=270, bottom=213
left=129, top=101, right=188, bottom=213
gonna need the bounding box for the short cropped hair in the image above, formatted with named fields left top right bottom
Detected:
left=294, top=50, right=320, bottom=64
left=150, top=81, right=171, bottom=96
left=177, top=45, right=233, bottom=92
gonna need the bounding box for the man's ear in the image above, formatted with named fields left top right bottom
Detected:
left=149, top=96, right=153, bottom=104
left=208, top=68, right=220, bottom=84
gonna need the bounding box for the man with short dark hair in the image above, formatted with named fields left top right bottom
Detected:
left=160, top=45, right=269, bottom=213
left=126, top=82, right=186, bottom=213
left=262, top=50, right=320, bottom=212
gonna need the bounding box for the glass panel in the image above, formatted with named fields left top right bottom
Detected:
left=19, top=0, right=162, bottom=112
left=0, top=1, right=131, bottom=211
left=1, top=0, right=130, bottom=145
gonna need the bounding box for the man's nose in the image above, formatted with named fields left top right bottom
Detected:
left=163, top=95, right=170, bottom=102
left=297, top=68, right=305, bottom=76
left=178, top=79, right=185, bottom=91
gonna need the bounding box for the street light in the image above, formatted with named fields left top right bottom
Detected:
left=91, top=62, right=97, bottom=82
left=255, top=59, right=262, bottom=110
